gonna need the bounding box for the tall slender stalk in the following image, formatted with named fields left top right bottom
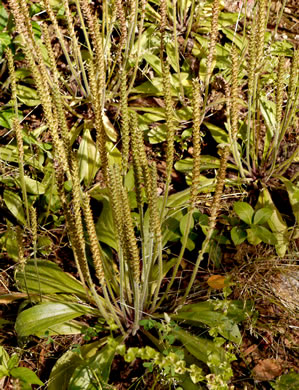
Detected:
left=42, top=0, right=86, bottom=96
left=16, top=227, right=31, bottom=302
left=13, top=119, right=30, bottom=227
left=181, top=145, right=229, bottom=304
left=172, top=0, right=184, bottom=102
left=7, top=47, right=30, bottom=227
left=183, top=0, right=195, bottom=55
left=128, top=0, right=146, bottom=91
left=30, top=207, right=42, bottom=302
left=155, top=78, right=202, bottom=310
left=229, top=45, right=245, bottom=178
left=160, top=62, right=175, bottom=219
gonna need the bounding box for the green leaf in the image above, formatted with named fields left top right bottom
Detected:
left=15, top=302, right=95, bottom=337
left=218, top=12, right=240, bottom=27
left=204, top=121, right=229, bottom=144
left=251, top=225, right=277, bottom=245
left=253, top=208, right=273, bottom=225
left=102, top=113, right=118, bottom=142
left=173, top=305, right=241, bottom=344
left=231, top=226, right=247, bottom=246
left=145, top=2, right=161, bottom=21
left=175, top=156, right=237, bottom=175
left=0, top=365, right=9, bottom=379
left=221, top=28, right=247, bottom=50
left=16, top=176, right=46, bottom=194
left=37, top=235, right=53, bottom=256
left=15, top=259, right=86, bottom=296
left=166, top=42, right=178, bottom=72
left=281, top=178, right=299, bottom=223
left=270, top=40, right=294, bottom=56
left=196, top=211, right=209, bottom=235
left=132, top=79, right=162, bottom=95
left=78, top=128, right=100, bottom=185
left=131, top=25, right=157, bottom=58
left=68, top=337, right=124, bottom=389
left=214, top=300, right=255, bottom=323
left=0, top=346, right=9, bottom=368
left=183, top=236, right=196, bottom=251
left=95, top=197, right=117, bottom=250
left=272, top=371, right=299, bottom=390
left=89, top=190, right=118, bottom=251
left=257, top=188, right=288, bottom=256
left=0, top=3, right=9, bottom=31
left=171, top=327, right=226, bottom=371
left=7, top=354, right=19, bottom=370
left=193, top=34, right=231, bottom=71
left=48, top=340, right=108, bottom=390
left=260, top=96, right=276, bottom=138
left=143, top=53, right=162, bottom=76
left=179, top=212, right=194, bottom=236
left=246, top=228, right=262, bottom=245
left=162, top=217, right=181, bottom=245
left=106, top=141, right=122, bottom=166
left=208, top=240, right=222, bottom=267
left=36, top=320, right=83, bottom=337
left=3, top=190, right=26, bottom=224
left=0, top=318, right=12, bottom=328
left=233, top=202, right=254, bottom=225
left=149, top=258, right=177, bottom=295
left=16, top=84, right=41, bottom=106
left=10, top=367, right=43, bottom=386
left=148, top=124, right=168, bottom=144
left=0, top=144, right=44, bottom=170
left=166, top=188, right=190, bottom=208
left=5, top=228, right=19, bottom=261
left=0, top=32, right=11, bottom=56
left=0, top=109, right=23, bottom=129
left=175, top=156, right=219, bottom=173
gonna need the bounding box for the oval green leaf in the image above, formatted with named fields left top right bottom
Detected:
left=251, top=225, right=277, bottom=245
left=10, top=367, right=43, bottom=386
left=231, top=226, right=247, bottom=246
left=3, top=189, right=26, bottom=224
left=253, top=207, right=273, bottom=225
left=233, top=202, right=254, bottom=225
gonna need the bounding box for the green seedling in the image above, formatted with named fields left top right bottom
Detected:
left=230, top=201, right=277, bottom=246
left=0, top=346, right=43, bottom=390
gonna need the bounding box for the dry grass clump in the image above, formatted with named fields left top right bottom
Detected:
left=231, top=248, right=299, bottom=334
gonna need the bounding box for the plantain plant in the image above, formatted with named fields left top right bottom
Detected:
left=174, top=0, right=299, bottom=257
left=0, top=1, right=277, bottom=388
